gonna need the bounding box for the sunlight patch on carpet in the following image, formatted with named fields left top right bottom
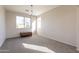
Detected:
left=22, top=43, right=55, bottom=53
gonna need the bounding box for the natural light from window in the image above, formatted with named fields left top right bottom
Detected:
left=16, top=16, right=31, bottom=28
left=32, top=20, right=36, bottom=32
left=22, top=43, right=55, bottom=53
left=37, top=17, right=41, bottom=29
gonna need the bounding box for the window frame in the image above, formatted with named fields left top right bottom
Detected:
left=16, top=16, right=31, bottom=29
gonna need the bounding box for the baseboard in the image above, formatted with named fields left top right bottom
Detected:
left=37, top=33, right=76, bottom=47
left=6, top=36, right=20, bottom=39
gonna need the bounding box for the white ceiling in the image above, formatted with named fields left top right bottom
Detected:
left=4, top=5, right=59, bottom=16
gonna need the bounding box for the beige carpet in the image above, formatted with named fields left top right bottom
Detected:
left=0, top=35, right=78, bottom=53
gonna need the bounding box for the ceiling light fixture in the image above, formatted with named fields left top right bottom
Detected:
left=30, top=5, right=33, bottom=16
left=25, top=5, right=33, bottom=16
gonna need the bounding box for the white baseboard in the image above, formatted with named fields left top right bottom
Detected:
left=37, top=33, right=76, bottom=47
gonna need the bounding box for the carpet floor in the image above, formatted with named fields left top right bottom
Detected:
left=0, top=35, right=78, bottom=53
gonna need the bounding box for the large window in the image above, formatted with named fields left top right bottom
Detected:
left=16, top=16, right=31, bottom=28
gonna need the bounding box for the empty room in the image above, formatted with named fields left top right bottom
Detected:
left=0, top=5, right=79, bottom=53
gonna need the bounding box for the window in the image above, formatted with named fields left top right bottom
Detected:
left=16, top=16, right=31, bottom=28
left=25, top=17, right=31, bottom=28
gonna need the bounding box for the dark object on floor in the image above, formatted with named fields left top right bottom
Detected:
left=20, top=32, right=32, bottom=37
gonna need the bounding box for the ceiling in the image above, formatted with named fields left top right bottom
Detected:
left=4, top=5, right=59, bottom=16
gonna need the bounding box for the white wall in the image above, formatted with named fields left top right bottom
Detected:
left=0, top=6, right=6, bottom=47
left=76, top=7, right=79, bottom=50
left=37, top=6, right=76, bottom=46
left=6, top=11, right=37, bottom=38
